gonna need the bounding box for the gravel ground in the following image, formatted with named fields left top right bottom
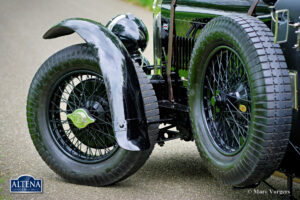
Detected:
left=0, top=0, right=299, bottom=199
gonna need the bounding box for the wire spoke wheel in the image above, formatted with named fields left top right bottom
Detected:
left=48, top=70, right=118, bottom=163
left=189, top=16, right=292, bottom=186
left=203, top=46, right=251, bottom=155
left=27, top=44, right=159, bottom=186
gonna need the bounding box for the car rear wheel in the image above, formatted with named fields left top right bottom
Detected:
left=188, top=15, right=293, bottom=186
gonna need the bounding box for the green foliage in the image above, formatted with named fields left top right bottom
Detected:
left=127, top=0, right=153, bottom=10
left=0, top=177, right=6, bottom=200
left=0, top=194, right=13, bottom=200
left=0, top=176, right=12, bottom=200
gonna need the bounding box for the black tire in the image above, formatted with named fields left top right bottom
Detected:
left=188, top=15, right=292, bottom=186
left=26, top=43, right=159, bottom=186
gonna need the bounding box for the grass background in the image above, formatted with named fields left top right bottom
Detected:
left=126, top=0, right=153, bottom=10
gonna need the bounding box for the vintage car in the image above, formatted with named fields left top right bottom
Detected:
left=26, top=0, right=300, bottom=198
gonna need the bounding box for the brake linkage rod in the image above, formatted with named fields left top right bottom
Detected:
left=167, top=0, right=177, bottom=102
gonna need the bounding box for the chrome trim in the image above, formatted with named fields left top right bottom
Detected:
left=289, top=70, right=298, bottom=111
left=273, top=9, right=289, bottom=44
left=297, top=26, right=300, bottom=51
left=153, top=0, right=162, bottom=74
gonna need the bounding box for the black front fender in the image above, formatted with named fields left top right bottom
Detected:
left=44, top=18, right=149, bottom=151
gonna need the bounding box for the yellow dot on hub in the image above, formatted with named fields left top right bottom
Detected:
left=239, top=104, right=247, bottom=113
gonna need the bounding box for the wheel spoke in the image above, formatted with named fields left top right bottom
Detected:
left=206, top=76, right=214, bottom=95
left=224, top=117, right=240, bottom=146
left=92, top=115, right=113, bottom=127
left=226, top=99, right=250, bottom=123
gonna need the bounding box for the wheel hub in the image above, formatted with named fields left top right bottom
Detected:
left=85, top=96, right=109, bottom=120
left=216, top=90, right=227, bottom=103
left=67, top=108, right=95, bottom=129
left=211, top=90, right=227, bottom=110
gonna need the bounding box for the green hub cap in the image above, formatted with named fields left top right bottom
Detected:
left=67, top=108, right=95, bottom=129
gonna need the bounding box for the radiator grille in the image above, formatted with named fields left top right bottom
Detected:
left=172, top=36, right=195, bottom=71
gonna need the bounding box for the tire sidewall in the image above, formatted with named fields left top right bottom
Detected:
left=189, top=22, right=256, bottom=172
left=28, top=46, right=150, bottom=184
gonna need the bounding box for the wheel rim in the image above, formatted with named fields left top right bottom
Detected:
left=202, top=46, right=251, bottom=155
left=47, top=70, right=118, bottom=163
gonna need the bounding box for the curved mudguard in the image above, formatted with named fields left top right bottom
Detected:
left=43, top=18, right=149, bottom=151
